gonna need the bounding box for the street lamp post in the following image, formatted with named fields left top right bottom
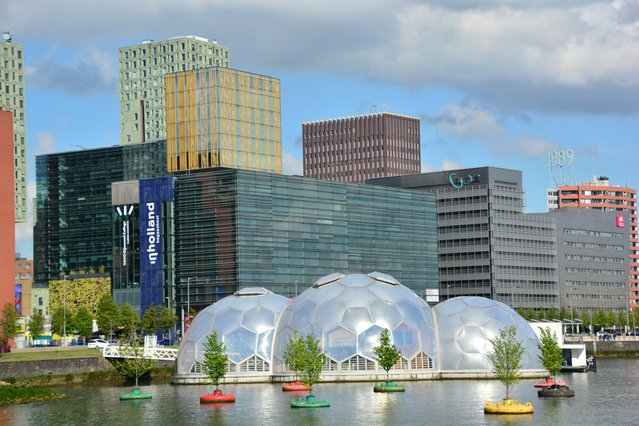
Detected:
left=447, top=284, right=450, bottom=301
left=63, top=275, right=68, bottom=344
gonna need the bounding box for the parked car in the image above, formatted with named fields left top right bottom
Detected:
left=87, top=339, right=110, bottom=349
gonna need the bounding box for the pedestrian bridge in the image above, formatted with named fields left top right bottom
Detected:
left=102, top=345, right=178, bottom=361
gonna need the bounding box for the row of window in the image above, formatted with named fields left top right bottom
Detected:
left=563, top=241, right=625, bottom=251
left=564, top=280, right=627, bottom=288
left=564, top=254, right=625, bottom=263
left=563, top=228, right=624, bottom=238
left=564, top=267, right=625, bottom=275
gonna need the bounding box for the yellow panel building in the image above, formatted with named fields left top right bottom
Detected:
left=165, top=67, right=282, bottom=173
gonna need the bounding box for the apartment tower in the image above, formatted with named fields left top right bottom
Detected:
left=0, top=32, right=27, bottom=222
left=303, top=112, right=420, bottom=183
left=548, top=176, right=638, bottom=308
left=119, top=36, right=230, bottom=145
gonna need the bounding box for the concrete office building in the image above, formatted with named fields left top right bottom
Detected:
left=34, top=142, right=167, bottom=287
left=542, top=208, right=629, bottom=316
left=165, top=67, right=281, bottom=174
left=119, top=36, right=230, bottom=145
left=0, top=108, right=15, bottom=314
left=303, top=112, right=420, bottom=183
left=0, top=32, right=27, bottom=222
left=172, top=168, right=438, bottom=311
left=369, top=167, right=559, bottom=310
left=547, top=176, right=638, bottom=309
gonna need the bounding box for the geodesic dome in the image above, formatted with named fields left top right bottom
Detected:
left=273, top=272, right=437, bottom=372
left=176, top=287, right=290, bottom=375
left=433, top=296, right=541, bottom=370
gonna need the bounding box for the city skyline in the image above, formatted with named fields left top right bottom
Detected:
left=3, top=0, right=637, bottom=257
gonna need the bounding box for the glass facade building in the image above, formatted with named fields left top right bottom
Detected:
left=34, top=141, right=167, bottom=286
left=165, top=67, right=282, bottom=174
left=173, top=168, right=438, bottom=311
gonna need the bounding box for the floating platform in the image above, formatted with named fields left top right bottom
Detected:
left=120, top=388, right=152, bottom=400
left=373, top=381, right=406, bottom=393
left=200, top=389, right=236, bottom=403
left=533, top=377, right=566, bottom=388
left=282, top=380, right=312, bottom=392
left=538, top=385, right=575, bottom=398
left=291, top=394, right=330, bottom=408
left=484, top=398, right=533, bottom=415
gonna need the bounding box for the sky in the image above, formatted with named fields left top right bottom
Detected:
left=3, top=0, right=638, bottom=258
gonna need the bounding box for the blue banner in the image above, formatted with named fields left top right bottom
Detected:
left=140, top=177, right=173, bottom=315
left=15, top=284, right=22, bottom=315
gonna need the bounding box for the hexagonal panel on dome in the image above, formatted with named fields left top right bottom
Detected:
left=397, top=300, right=427, bottom=329
left=256, top=329, right=274, bottom=361
left=392, top=322, right=420, bottom=359
left=312, top=300, right=346, bottom=330
left=358, top=325, right=384, bottom=359
left=341, top=307, right=374, bottom=334
left=325, top=326, right=357, bottom=362
left=369, top=299, right=403, bottom=330
left=307, top=282, right=344, bottom=306
left=369, top=283, right=405, bottom=304
left=212, top=308, right=244, bottom=334
left=455, top=325, right=490, bottom=354
left=242, top=306, right=276, bottom=334
left=225, top=326, right=258, bottom=364
left=339, top=286, right=377, bottom=307
left=419, top=325, right=437, bottom=356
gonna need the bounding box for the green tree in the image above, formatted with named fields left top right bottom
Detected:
left=581, top=311, right=591, bottom=330
left=297, top=334, right=326, bottom=394
left=74, top=307, right=94, bottom=341
left=283, top=331, right=303, bottom=381
left=373, top=328, right=401, bottom=382
left=559, top=307, right=569, bottom=321
left=141, top=305, right=158, bottom=336
left=485, top=325, right=524, bottom=399
left=50, top=306, right=65, bottom=336
left=548, top=308, right=559, bottom=321
left=0, top=302, right=20, bottom=352
left=28, top=308, right=45, bottom=341
left=111, top=339, right=157, bottom=388
left=537, top=327, right=564, bottom=383
left=526, top=309, right=538, bottom=321
left=120, top=304, right=139, bottom=339
left=202, top=331, right=228, bottom=390
left=157, top=306, right=177, bottom=342
left=96, top=294, right=120, bottom=341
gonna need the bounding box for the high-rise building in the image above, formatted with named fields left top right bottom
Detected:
left=165, top=67, right=282, bottom=174
left=369, top=167, right=559, bottom=310
left=34, top=141, right=167, bottom=286
left=0, top=108, right=16, bottom=315
left=119, top=36, right=230, bottom=145
left=303, top=112, right=421, bottom=183
left=547, top=176, right=638, bottom=309
left=0, top=32, right=27, bottom=222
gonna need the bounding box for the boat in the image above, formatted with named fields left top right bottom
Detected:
left=119, top=388, right=152, bottom=400
left=533, top=377, right=567, bottom=388
left=484, top=398, right=533, bottom=415
left=373, top=380, right=406, bottom=393
left=291, top=394, right=330, bottom=408
left=200, top=389, right=236, bottom=403
left=282, top=380, right=312, bottom=392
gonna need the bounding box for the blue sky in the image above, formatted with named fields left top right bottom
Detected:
left=4, top=0, right=638, bottom=257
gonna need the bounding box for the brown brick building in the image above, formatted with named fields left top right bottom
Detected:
left=303, top=112, right=420, bottom=183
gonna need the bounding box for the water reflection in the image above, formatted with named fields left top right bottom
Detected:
left=4, top=359, right=639, bottom=426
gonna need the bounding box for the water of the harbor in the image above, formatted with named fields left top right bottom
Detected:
left=2, top=358, right=637, bottom=425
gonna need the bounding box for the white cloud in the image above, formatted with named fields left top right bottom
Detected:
left=282, top=149, right=303, bottom=175
left=427, top=104, right=560, bottom=158
left=33, top=131, right=57, bottom=156
left=421, top=159, right=465, bottom=173
left=3, top=0, right=637, bottom=113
